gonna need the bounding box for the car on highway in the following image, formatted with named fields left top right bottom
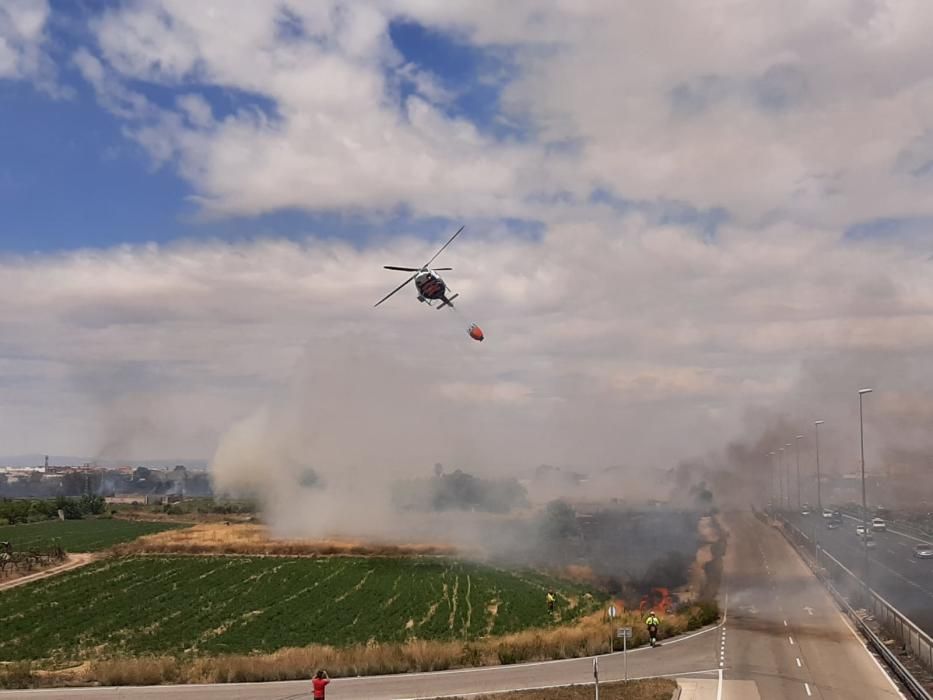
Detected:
left=855, top=524, right=867, bottom=536
left=822, top=509, right=833, bottom=519
left=801, top=504, right=811, bottom=516
left=871, top=517, right=887, bottom=532
left=826, top=520, right=840, bottom=529
left=861, top=533, right=877, bottom=548
left=913, top=543, right=933, bottom=559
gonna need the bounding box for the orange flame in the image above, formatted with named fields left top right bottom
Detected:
left=638, top=587, right=675, bottom=614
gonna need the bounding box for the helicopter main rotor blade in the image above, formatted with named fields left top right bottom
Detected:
left=422, top=225, right=464, bottom=270
left=383, top=265, right=452, bottom=272
left=374, top=274, right=417, bottom=307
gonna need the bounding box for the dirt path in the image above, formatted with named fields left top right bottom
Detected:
left=0, top=553, right=97, bottom=592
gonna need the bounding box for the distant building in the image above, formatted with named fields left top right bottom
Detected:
left=145, top=494, right=183, bottom=506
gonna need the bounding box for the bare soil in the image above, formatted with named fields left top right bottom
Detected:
left=0, top=553, right=96, bottom=591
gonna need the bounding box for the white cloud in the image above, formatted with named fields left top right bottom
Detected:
left=0, top=0, right=64, bottom=94
left=59, top=1, right=933, bottom=229
left=2, top=218, right=933, bottom=475
left=9, top=2, right=933, bottom=511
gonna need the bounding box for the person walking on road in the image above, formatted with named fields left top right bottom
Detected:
left=312, top=669, right=330, bottom=699
left=645, top=611, right=661, bottom=647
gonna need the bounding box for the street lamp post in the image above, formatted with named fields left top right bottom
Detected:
left=813, top=421, right=826, bottom=561
left=769, top=451, right=777, bottom=511
left=858, top=388, right=872, bottom=590
left=814, top=421, right=825, bottom=515
left=795, top=434, right=804, bottom=510
left=784, top=443, right=793, bottom=511
left=778, top=447, right=786, bottom=511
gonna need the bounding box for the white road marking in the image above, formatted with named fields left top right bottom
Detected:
left=789, top=636, right=795, bottom=645
left=805, top=682, right=812, bottom=696
left=837, top=610, right=909, bottom=700
left=831, top=540, right=933, bottom=599
left=839, top=513, right=929, bottom=544
left=796, top=657, right=802, bottom=667
left=804, top=606, right=814, bottom=616
left=716, top=668, right=724, bottom=700
left=784, top=619, right=788, bottom=626
left=719, top=624, right=727, bottom=668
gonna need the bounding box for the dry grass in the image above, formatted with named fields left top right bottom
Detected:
left=0, top=602, right=717, bottom=688
left=110, top=523, right=459, bottom=557
left=434, top=678, right=677, bottom=700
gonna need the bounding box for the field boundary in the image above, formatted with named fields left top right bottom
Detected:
left=0, top=553, right=97, bottom=592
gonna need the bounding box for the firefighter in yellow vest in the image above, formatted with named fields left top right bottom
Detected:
left=546, top=590, right=556, bottom=612
left=645, top=611, right=661, bottom=646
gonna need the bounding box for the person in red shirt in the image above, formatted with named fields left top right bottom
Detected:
left=312, top=670, right=330, bottom=699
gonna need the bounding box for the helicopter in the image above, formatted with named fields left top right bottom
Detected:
left=374, top=225, right=464, bottom=310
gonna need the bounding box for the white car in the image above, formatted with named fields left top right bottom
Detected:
left=822, top=509, right=833, bottom=519
left=855, top=524, right=867, bottom=536
left=871, top=518, right=887, bottom=532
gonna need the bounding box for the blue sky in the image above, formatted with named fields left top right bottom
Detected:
left=0, top=5, right=517, bottom=254
left=1, top=77, right=190, bottom=252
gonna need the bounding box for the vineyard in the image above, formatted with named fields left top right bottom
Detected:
left=0, top=555, right=601, bottom=663
left=0, top=519, right=187, bottom=553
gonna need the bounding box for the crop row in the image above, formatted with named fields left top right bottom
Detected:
left=0, top=556, right=600, bottom=663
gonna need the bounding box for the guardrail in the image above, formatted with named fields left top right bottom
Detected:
left=773, top=513, right=933, bottom=700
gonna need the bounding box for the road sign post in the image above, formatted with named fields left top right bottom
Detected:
left=607, top=604, right=617, bottom=652
left=617, top=626, right=632, bottom=680
left=593, top=656, right=599, bottom=700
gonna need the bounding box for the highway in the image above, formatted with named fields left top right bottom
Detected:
left=784, top=510, right=933, bottom=634
left=721, top=512, right=904, bottom=699
left=0, top=512, right=905, bottom=699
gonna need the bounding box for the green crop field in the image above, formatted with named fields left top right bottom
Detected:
left=0, top=519, right=186, bottom=553
left=0, top=556, right=601, bottom=662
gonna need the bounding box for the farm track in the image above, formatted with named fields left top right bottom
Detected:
left=0, top=553, right=97, bottom=592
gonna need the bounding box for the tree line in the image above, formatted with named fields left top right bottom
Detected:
left=0, top=496, right=106, bottom=525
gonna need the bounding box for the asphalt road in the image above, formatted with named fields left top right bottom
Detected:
left=0, top=626, right=723, bottom=700
left=784, top=510, right=933, bottom=634
left=722, top=512, right=904, bottom=699
left=0, top=511, right=905, bottom=699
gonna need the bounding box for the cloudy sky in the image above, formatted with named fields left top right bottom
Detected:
left=3, top=1, right=933, bottom=488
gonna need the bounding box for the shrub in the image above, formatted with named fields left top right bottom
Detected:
left=0, top=662, right=36, bottom=689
